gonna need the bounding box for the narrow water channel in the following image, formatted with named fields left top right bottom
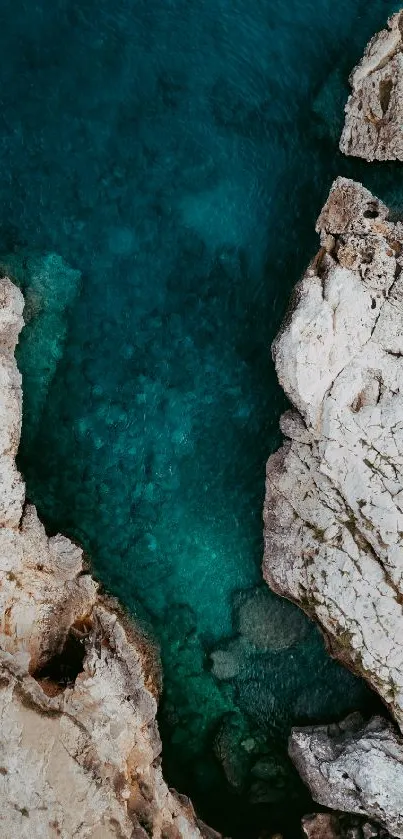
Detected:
left=1, top=0, right=399, bottom=834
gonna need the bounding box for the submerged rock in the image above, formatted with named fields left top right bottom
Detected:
left=210, top=641, right=242, bottom=680
left=210, top=585, right=310, bottom=683
left=340, top=11, right=403, bottom=161
left=263, top=177, right=403, bottom=832
left=0, top=274, right=218, bottom=839
left=236, top=586, right=310, bottom=652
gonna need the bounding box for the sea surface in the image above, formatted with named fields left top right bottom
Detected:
left=0, top=0, right=401, bottom=835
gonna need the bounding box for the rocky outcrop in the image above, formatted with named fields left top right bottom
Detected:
left=302, top=812, right=392, bottom=839
left=0, top=275, right=218, bottom=839
left=340, top=11, right=403, bottom=161
left=263, top=176, right=403, bottom=832
left=264, top=176, right=403, bottom=724
left=291, top=715, right=403, bottom=838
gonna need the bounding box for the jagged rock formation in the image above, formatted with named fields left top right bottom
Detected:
left=0, top=276, right=218, bottom=839
left=263, top=177, right=403, bottom=833
left=264, top=176, right=403, bottom=724
left=291, top=714, right=403, bottom=838
left=302, top=812, right=392, bottom=839
left=340, top=11, right=403, bottom=161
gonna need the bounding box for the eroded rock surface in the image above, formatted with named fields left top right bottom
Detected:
left=292, top=715, right=403, bottom=838
left=340, top=11, right=403, bottom=161
left=263, top=176, right=403, bottom=833
left=302, top=812, right=393, bottom=839
left=0, top=275, right=217, bottom=839
left=264, top=176, right=403, bottom=726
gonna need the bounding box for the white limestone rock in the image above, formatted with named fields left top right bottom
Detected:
left=264, top=176, right=403, bottom=834
left=263, top=177, right=403, bottom=729
left=290, top=715, right=403, bottom=838
left=0, top=272, right=218, bottom=839
left=340, top=12, right=403, bottom=161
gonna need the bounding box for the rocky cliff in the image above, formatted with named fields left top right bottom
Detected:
left=263, top=177, right=403, bottom=836
left=291, top=714, right=403, bottom=837
left=0, top=276, right=218, bottom=839
left=340, top=11, right=403, bottom=161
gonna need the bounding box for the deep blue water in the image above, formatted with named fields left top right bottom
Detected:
left=1, top=0, right=401, bottom=835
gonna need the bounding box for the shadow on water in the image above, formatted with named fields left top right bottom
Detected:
left=0, top=0, right=399, bottom=835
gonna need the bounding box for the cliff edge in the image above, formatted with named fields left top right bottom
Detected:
left=340, top=11, right=403, bottom=161
left=263, top=177, right=403, bottom=837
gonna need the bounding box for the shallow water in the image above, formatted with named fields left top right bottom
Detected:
left=1, top=0, right=401, bottom=835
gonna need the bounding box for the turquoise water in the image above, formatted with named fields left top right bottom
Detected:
left=1, top=0, right=401, bottom=835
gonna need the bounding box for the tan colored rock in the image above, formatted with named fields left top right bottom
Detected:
left=302, top=812, right=392, bottom=839
left=340, top=12, right=403, bottom=161
left=0, top=274, right=217, bottom=839
left=0, top=278, right=25, bottom=527
left=302, top=814, right=342, bottom=839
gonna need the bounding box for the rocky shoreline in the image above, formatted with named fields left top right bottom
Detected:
left=263, top=10, right=403, bottom=837
left=264, top=175, right=403, bottom=839
left=2, top=9, right=403, bottom=839
left=264, top=175, right=403, bottom=722
left=0, top=277, right=219, bottom=838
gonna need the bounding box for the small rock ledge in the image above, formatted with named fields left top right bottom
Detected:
left=0, top=277, right=218, bottom=839
left=291, top=714, right=403, bottom=837
left=340, top=11, right=403, bottom=161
